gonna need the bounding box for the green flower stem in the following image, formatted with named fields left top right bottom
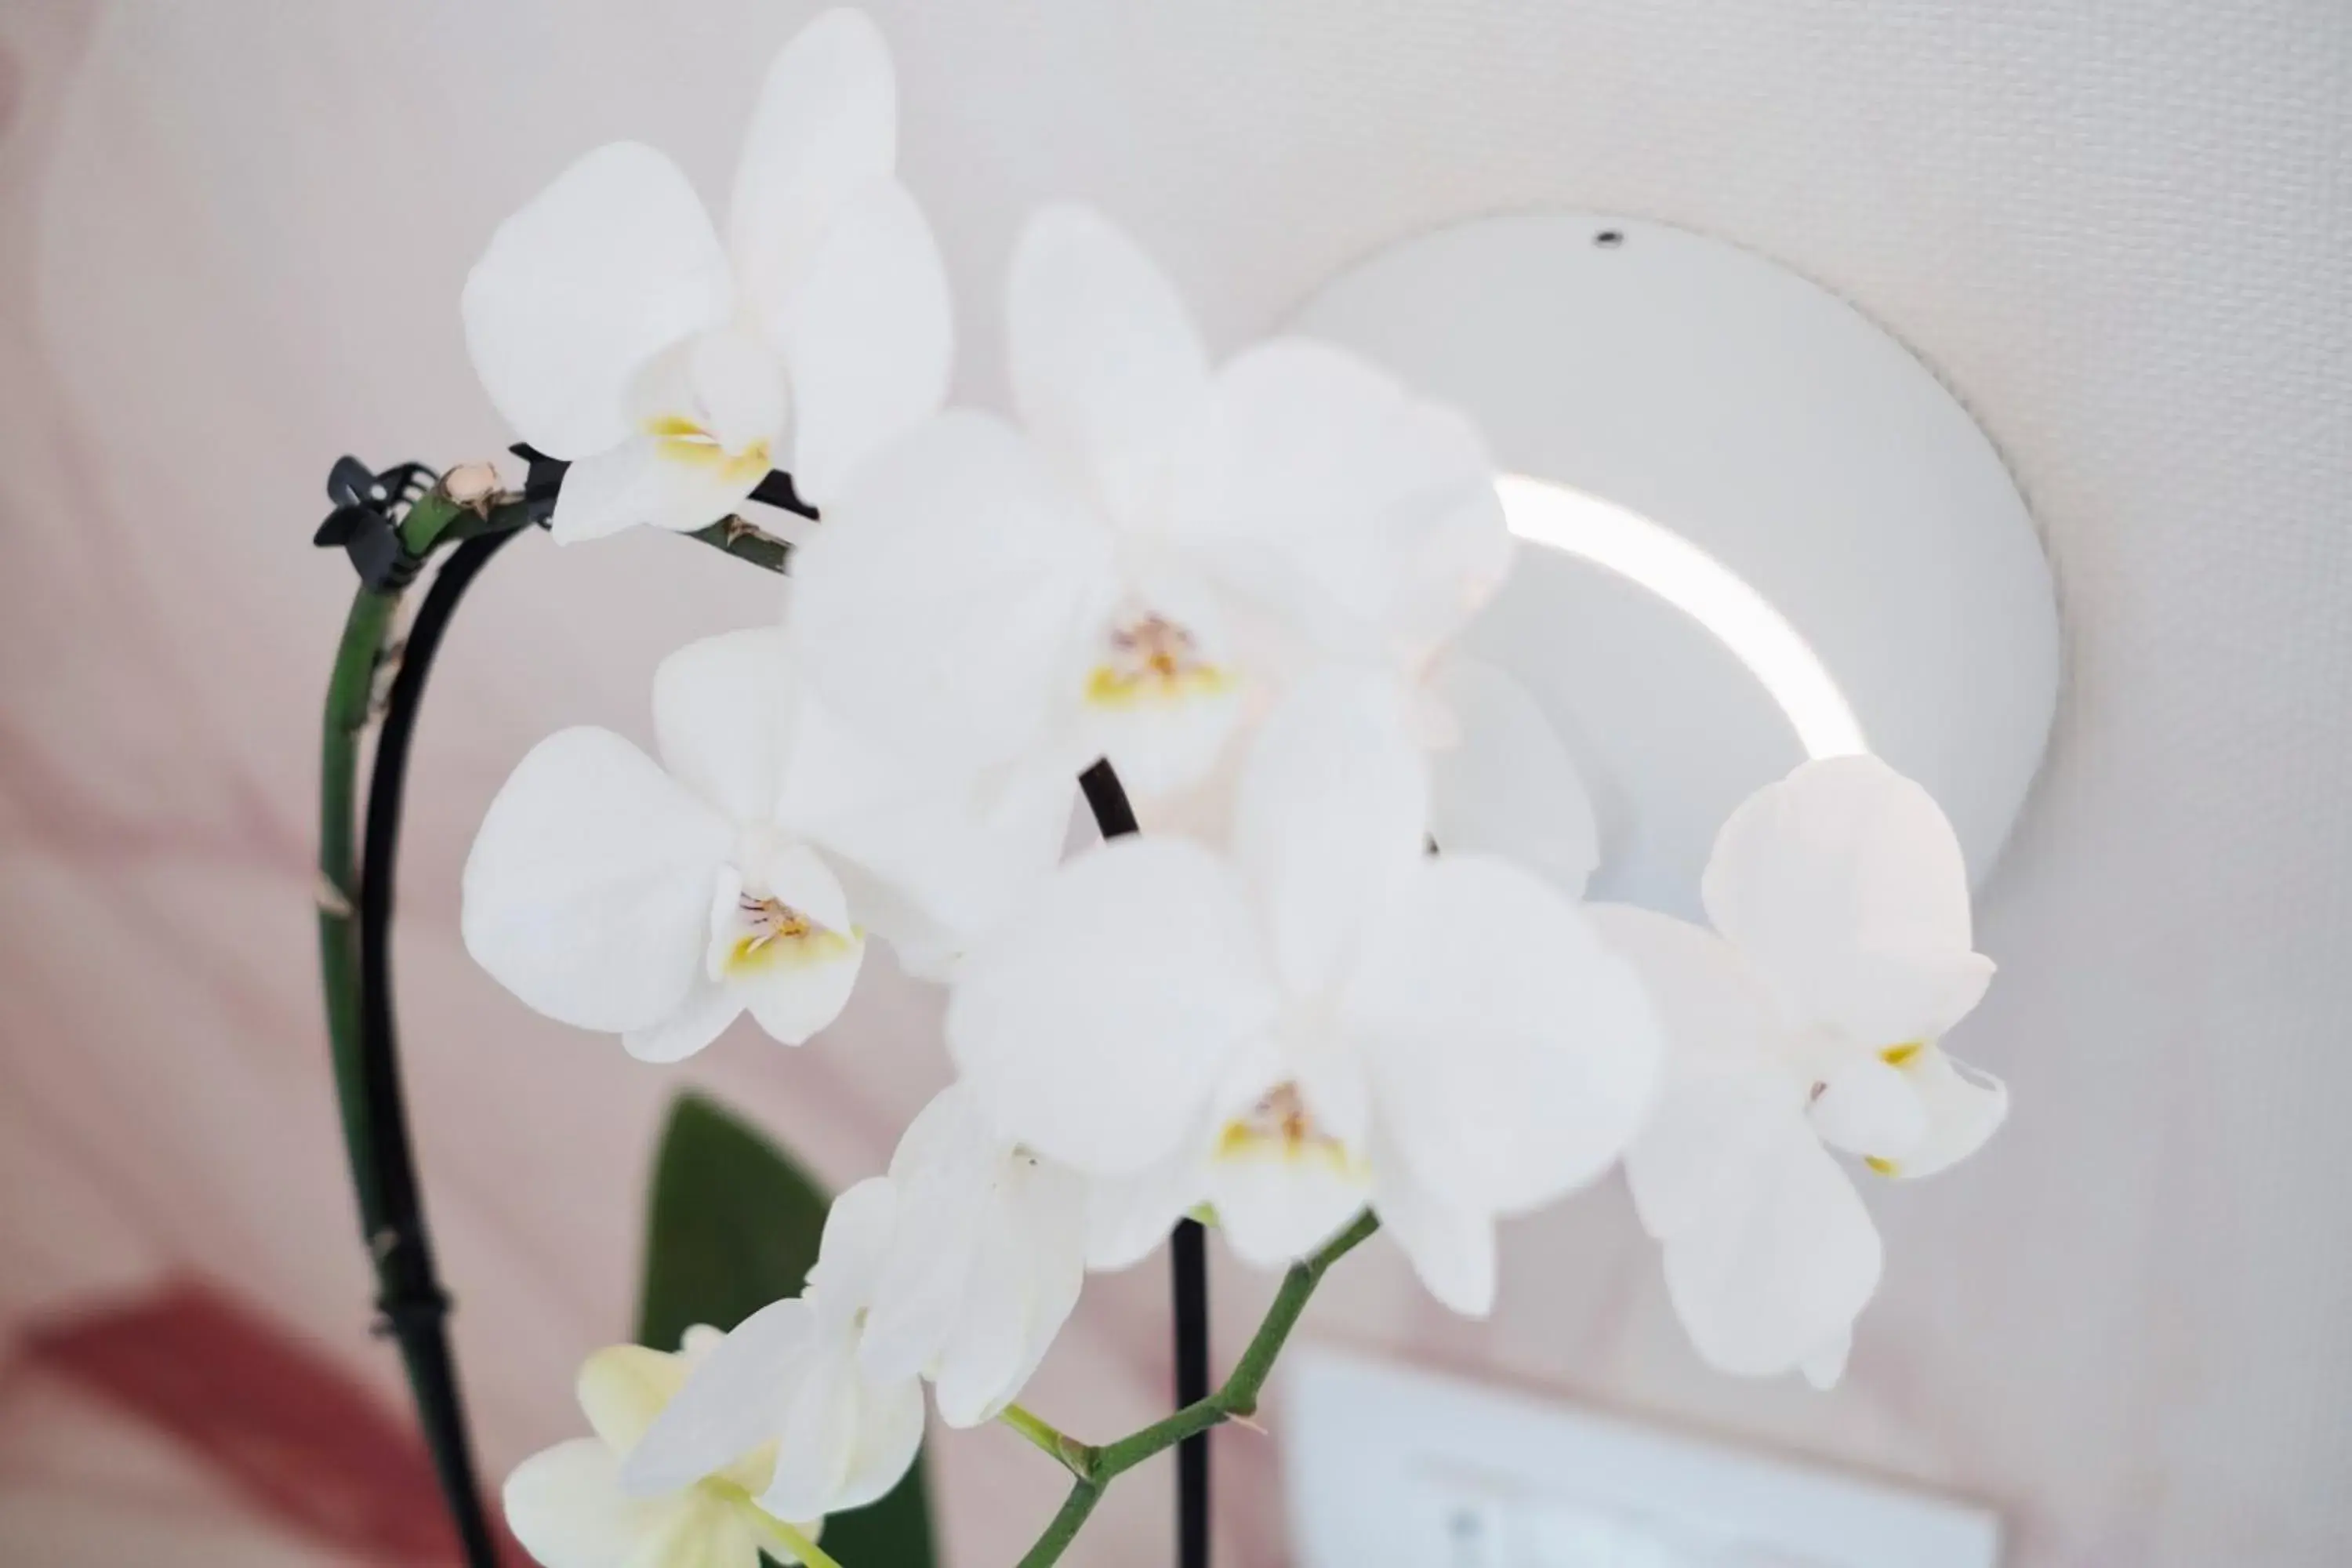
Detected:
left=315, top=485, right=542, bottom=1226
left=1014, top=1480, right=1105, bottom=1568
left=709, top=1482, right=846, bottom=1568
left=317, top=579, right=401, bottom=1218
left=688, top=513, right=795, bottom=573
left=314, top=477, right=792, bottom=1563
left=757, top=1515, right=845, bottom=1568
left=318, top=487, right=792, bottom=1208
left=1012, top=1211, right=1381, bottom=1568
left=1000, top=1403, right=1094, bottom=1479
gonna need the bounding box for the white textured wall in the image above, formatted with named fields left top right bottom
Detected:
left=1, top=2, right=2347, bottom=1563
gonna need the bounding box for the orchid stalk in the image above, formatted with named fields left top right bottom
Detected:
left=312, top=478, right=798, bottom=1563
left=1007, top=1211, right=1380, bottom=1568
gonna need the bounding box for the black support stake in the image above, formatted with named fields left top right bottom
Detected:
left=1076, top=760, right=1212, bottom=1568
left=359, top=528, right=522, bottom=1568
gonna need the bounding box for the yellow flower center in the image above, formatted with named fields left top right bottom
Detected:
left=646, top=414, right=771, bottom=486
left=724, top=894, right=854, bottom=976
left=1215, top=1084, right=1367, bottom=1178
left=1084, top=612, right=1232, bottom=707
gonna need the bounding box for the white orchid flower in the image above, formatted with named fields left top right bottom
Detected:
left=787, top=204, right=1504, bottom=806
left=503, top=1329, right=820, bottom=1568
left=946, top=671, right=1661, bottom=1316
left=624, top=1178, right=926, bottom=1523
left=1592, top=754, right=2009, bottom=1385
left=768, top=633, right=1079, bottom=982
left=463, top=8, right=949, bottom=543
left=463, top=626, right=867, bottom=1062
left=1420, top=651, right=1601, bottom=897
left=859, top=1083, right=1089, bottom=1426
left=1131, top=611, right=1599, bottom=902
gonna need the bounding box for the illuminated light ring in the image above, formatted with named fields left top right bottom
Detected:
left=1496, top=474, right=1869, bottom=761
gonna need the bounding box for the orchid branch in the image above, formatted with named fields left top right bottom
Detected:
left=704, top=1481, right=846, bottom=1568
left=753, top=1515, right=846, bottom=1568
left=999, top=1403, right=1092, bottom=1480
left=317, top=479, right=788, bottom=1231
left=1009, top=1210, right=1381, bottom=1568
left=314, top=469, right=796, bottom=1568
left=688, top=513, right=796, bottom=574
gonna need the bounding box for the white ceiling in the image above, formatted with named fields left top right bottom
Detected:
left=1, top=2, right=2347, bottom=1564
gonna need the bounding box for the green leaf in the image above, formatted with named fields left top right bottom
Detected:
left=635, top=1090, right=938, bottom=1568
left=635, top=1091, right=827, bottom=1348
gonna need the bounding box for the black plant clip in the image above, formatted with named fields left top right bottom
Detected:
left=510, top=443, right=568, bottom=508
left=509, top=442, right=822, bottom=521
left=314, top=456, right=437, bottom=590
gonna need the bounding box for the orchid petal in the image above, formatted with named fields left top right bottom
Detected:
left=1873, top=1045, right=2008, bottom=1179
left=1232, top=668, right=1425, bottom=998
left=577, top=1345, right=691, bottom=1457
left=948, top=837, right=1280, bottom=1174
left=1658, top=1116, right=1882, bottom=1381
left=746, top=841, right=855, bottom=937
left=1205, top=1143, right=1370, bottom=1271
left=1368, top=1135, right=1498, bottom=1317
left=761, top=1348, right=858, bottom=1522
left=775, top=180, right=953, bottom=503
left=463, top=142, right=731, bottom=459
left=861, top=1091, right=995, bottom=1387
left=865, top=1088, right=1087, bottom=1425
left=1428, top=653, right=1600, bottom=898
left=739, top=938, right=863, bottom=1047
left=653, top=627, right=794, bottom=825
left=782, top=693, right=1076, bottom=956
left=622, top=1298, right=820, bottom=1496
left=791, top=411, right=1115, bottom=776
left=1585, top=904, right=1789, bottom=1089
left=1381, top=485, right=1514, bottom=666
left=1703, top=757, right=1994, bottom=1046
left=622, top=976, right=742, bottom=1065
left=1801, top=1330, right=1855, bottom=1391
left=463, top=728, right=730, bottom=1034
left=806, top=1176, right=898, bottom=1317
left=1809, top=1054, right=1929, bottom=1162
left=1199, top=338, right=1504, bottom=660
left=1076, top=566, right=1250, bottom=804
left=985, top=1173, right=1090, bottom=1414
left=927, top=1258, right=1025, bottom=1428
left=720, top=845, right=864, bottom=1047
left=548, top=433, right=767, bottom=544
left=833, top=1371, right=927, bottom=1512
left=1627, top=1076, right=1801, bottom=1244
left=811, top=859, right=960, bottom=981
left=628, top=325, right=791, bottom=456
left=1586, top=904, right=1805, bottom=1239
left=1085, top=1141, right=1213, bottom=1272
left=728, top=9, right=898, bottom=318
left=503, top=1439, right=689, bottom=1568
left=933, top=1162, right=1087, bottom=1426
left=1347, top=858, right=1660, bottom=1214
left=1007, top=205, right=1215, bottom=525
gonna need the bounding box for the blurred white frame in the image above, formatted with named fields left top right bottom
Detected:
left=1283, top=1344, right=2002, bottom=1568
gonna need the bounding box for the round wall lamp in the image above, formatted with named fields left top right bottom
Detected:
left=1290, top=212, right=2061, bottom=916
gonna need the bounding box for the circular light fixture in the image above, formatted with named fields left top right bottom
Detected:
left=1494, top=474, right=1869, bottom=762
left=1291, top=212, right=2060, bottom=916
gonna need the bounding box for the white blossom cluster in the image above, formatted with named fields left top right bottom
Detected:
left=461, top=14, right=2010, bottom=1566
